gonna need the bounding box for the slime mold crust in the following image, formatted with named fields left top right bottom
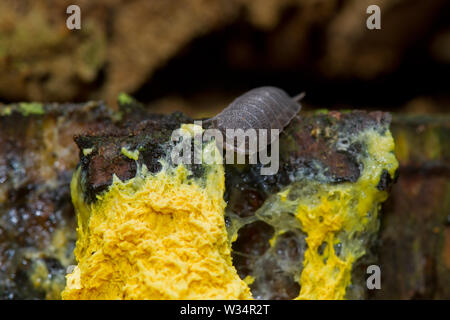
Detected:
left=63, top=112, right=399, bottom=300
left=63, top=135, right=252, bottom=299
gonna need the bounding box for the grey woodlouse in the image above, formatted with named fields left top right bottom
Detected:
left=204, top=86, right=304, bottom=155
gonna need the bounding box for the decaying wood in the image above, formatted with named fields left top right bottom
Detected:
left=0, top=102, right=448, bottom=299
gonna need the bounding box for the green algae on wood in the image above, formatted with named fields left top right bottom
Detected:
left=19, top=103, right=44, bottom=116
left=1, top=103, right=44, bottom=116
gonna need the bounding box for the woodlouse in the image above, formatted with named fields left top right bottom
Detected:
left=204, top=86, right=304, bottom=154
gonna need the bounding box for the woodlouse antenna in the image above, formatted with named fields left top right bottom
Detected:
left=293, top=92, right=306, bottom=102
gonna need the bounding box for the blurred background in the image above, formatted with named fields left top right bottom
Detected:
left=0, top=0, right=449, bottom=116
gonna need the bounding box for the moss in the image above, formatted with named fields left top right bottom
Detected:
left=314, top=109, right=329, bottom=115
left=0, top=107, right=12, bottom=116
left=118, top=93, right=135, bottom=106
left=0, top=103, right=45, bottom=117
left=18, top=103, right=44, bottom=116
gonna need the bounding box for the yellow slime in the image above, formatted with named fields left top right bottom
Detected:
left=62, top=137, right=252, bottom=299
left=63, top=124, right=397, bottom=300
left=295, top=130, right=398, bottom=299
left=258, top=129, right=398, bottom=299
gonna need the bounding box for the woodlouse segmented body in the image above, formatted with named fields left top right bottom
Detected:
left=204, top=86, right=303, bottom=154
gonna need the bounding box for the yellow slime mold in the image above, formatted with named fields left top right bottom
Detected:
left=62, top=137, right=252, bottom=299
left=296, top=130, right=397, bottom=299
left=252, top=129, right=398, bottom=300
left=63, top=122, right=397, bottom=300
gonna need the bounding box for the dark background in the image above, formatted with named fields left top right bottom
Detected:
left=0, top=0, right=448, bottom=116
